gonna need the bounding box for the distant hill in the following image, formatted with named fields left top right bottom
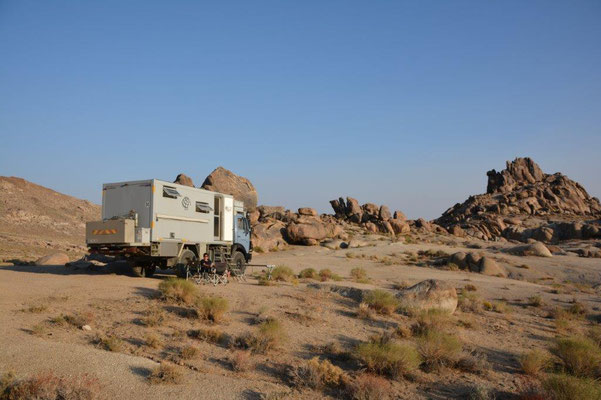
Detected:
left=0, top=177, right=100, bottom=261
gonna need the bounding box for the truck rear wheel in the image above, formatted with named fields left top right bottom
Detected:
left=128, top=263, right=155, bottom=278
left=175, top=249, right=197, bottom=279
left=231, top=251, right=247, bottom=276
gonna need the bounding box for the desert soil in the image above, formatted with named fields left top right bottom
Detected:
left=1, top=233, right=600, bottom=399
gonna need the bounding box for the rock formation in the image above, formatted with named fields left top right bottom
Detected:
left=174, top=173, right=194, bottom=187
left=201, top=167, right=258, bottom=210
left=436, top=158, right=601, bottom=242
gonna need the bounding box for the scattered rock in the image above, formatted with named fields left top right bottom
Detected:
left=35, top=252, right=69, bottom=266
left=81, top=325, right=92, bottom=331
left=396, top=279, right=458, bottom=314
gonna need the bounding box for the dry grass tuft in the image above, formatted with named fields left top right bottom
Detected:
left=188, top=328, right=226, bottom=344
left=362, top=289, right=399, bottom=315
left=458, top=290, right=482, bottom=313
left=229, top=350, right=253, bottom=372
left=145, top=333, right=163, bottom=349
left=552, top=336, right=601, bottom=378
left=158, top=278, right=199, bottom=305
left=235, top=318, right=287, bottom=354
left=0, top=371, right=101, bottom=400
left=416, top=331, right=462, bottom=370
left=195, top=296, right=229, bottom=323
left=148, top=363, right=183, bottom=385
left=21, top=304, right=48, bottom=314
left=180, top=345, right=198, bottom=360
left=542, top=373, right=601, bottom=400
left=464, top=284, right=477, bottom=292
left=298, top=268, right=317, bottom=279
left=354, top=340, right=421, bottom=378
left=290, top=357, right=347, bottom=389
left=318, top=269, right=333, bottom=281
left=519, top=349, right=550, bottom=376
left=141, top=306, right=165, bottom=327
left=350, top=267, right=369, bottom=283
left=528, top=295, right=544, bottom=307
left=411, top=309, right=453, bottom=336
left=345, top=373, right=392, bottom=400
left=271, top=266, right=294, bottom=282
left=95, top=335, right=123, bottom=352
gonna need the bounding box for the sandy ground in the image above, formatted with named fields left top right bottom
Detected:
left=1, top=234, right=600, bottom=399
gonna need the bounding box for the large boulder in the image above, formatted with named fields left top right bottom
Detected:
left=379, top=205, right=392, bottom=221
left=36, top=252, right=69, bottom=266
left=201, top=167, right=258, bottom=210
left=257, top=205, right=286, bottom=221
left=389, top=218, right=410, bottom=234
left=396, top=279, right=458, bottom=314
left=506, top=241, right=553, bottom=257
left=448, top=252, right=468, bottom=269
left=286, top=221, right=328, bottom=245
left=477, top=257, right=506, bottom=277
left=173, top=173, right=194, bottom=187
left=251, top=220, right=287, bottom=251
left=298, top=207, right=318, bottom=217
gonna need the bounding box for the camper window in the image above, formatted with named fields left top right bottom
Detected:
left=163, top=186, right=180, bottom=199
left=196, top=201, right=212, bottom=213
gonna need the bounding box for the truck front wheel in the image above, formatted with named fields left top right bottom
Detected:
left=175, top=249, right=197, bottom=279
left=231, top=251, right=247, bottom=276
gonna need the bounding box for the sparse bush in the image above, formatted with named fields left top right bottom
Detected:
left=188, top=328, right=226, bottom=344
left=22, top=304, right=48, bottom=314
left=467, top=383, right=494, bottom=400
left=158, top=278, right=199, bottom=305
left=0, top=371, right=100, bottom=400
left=357, top=302, right=373, bottom=320
left=30, top=323, right=47, bottom=336
left=492, top=301, right=510, bottom=314
left=345, top=373, right=392, bottom=400
left=145, top=333, right=162, bottom=349
left=148, top=363, right=183, bottom=385
left=519, top=349, right=550, bottom=376
left=253, top=246, right=265, bottom=253
left=290, top=357, right=347, bottom=389
left=64, top=312, right=94, bottom=328
left=456, top=350, right=490, bottom=375
left=271, top=266, right=294, bottom=282
left=552, top=336, right=601, bottom=377
left=318, top=269, right=333, bottom=281
left=392, top=281, right=410, bottom=290
left=464, top=284, right=477, bottom=292
left=235, top=319, right=287, bottom=354
left=528, top=295, right=544, bottom=307
left=350, top=267, right=369, bottom=283
left=95, top=335, right=123, bottom=352
left=587, top=326, right=601, bottom=347
left=229, top=350, right=253, bottom=372
left=411, top=309, right=452, bottom=336
left=482, top=301, right=493, bottom=311
left=362, top=289, right=399, bottom=315
left=458, top=290, right=482, bottom=313
left=542, top=373, right=601, bottom=400
left=141, top=306, right=165, bottom=327
left=417, top=331, right=462, bottom=369
left=355, top=341, right=421, bottom=378
left=195, top=296, right=228, bottom=323
left=180, top=345, right=198, bottom=360
left=331, top=273, right=343, bottom=281
left=257, top=276, right=275, bottom=286
left=567, top=301, right=587, bottom=317
left=298, top=268, right=317, bottom=279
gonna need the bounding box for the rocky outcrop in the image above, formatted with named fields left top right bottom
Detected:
left=447, top=252, right=506, bottom=276
left=505, top=242, right=553, bottom=257
left=396, top=279, right=458, bottom=314
left=174, top=173, right=194, bottom=187
left=201, top=167, right=258, bottom=210
left=436, top=158, right=601, bottom=242
left=251, top=220, right=288, bottom=251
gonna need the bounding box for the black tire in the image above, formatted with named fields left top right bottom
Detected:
left=231, top=251, right=246, bottom=276
left=175, top=249, right=197, bottom=278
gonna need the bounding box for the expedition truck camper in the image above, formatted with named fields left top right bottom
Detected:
left=86, top=179, right=252, bottom=277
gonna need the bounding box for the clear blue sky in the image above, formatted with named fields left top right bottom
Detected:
left=1, top=1, right=600, bottom=219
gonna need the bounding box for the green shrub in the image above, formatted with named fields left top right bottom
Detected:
left=552, top=336, right=601, bottom=377
left=542, top=374, right=601, bottom=400
left=235, top=319, right=287, bottom=354
left=195, top=296, right=228, bottom=323
left=158, top=278, right=199, bottom=305
left=411, top=309, right=452, bottom=336
left=355, top=341, right=421, bottom=378
left=298, top=268, right=317, bottom=279
left=271, top=266, right=294, bottom=282
left=362, top=290, right=399, bottom=315
left=416, top=331, right=462, bottom=369
left=519, top=349, right=550, bottom=376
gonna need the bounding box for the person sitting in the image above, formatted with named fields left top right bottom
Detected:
left=199, top=253, right=214, bottom=274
